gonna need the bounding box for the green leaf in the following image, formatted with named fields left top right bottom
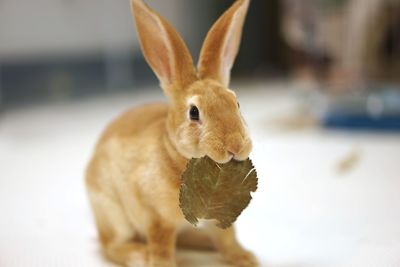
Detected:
left=179, top=156, right=258, bottom=229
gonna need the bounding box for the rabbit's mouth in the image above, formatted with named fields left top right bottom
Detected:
left=202, top=139, right=252, bottom=164
left=206, top=151, right=234, bottom=164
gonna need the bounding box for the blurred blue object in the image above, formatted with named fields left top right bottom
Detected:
left=321, top=87, right=400, bottom=131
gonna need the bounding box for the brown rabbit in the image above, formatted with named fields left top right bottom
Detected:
left=85, top=0, right=257, bottom=266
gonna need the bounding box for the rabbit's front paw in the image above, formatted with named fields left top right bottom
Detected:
left=148, top=259, right=177, bottom=267
left=223, top=248, right=259, bottom=267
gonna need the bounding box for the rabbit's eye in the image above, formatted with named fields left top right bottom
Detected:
left=189, top=106, right=200, bottom=121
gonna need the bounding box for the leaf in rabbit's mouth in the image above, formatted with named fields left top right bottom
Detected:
left=179, top=156, right=258, bottom=229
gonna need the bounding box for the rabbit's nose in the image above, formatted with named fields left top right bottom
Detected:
left=227, top=143, right=242, bottom=155
left=226, top=134, right=244, bottom=155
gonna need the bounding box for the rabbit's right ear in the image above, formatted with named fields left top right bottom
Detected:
left=198, top=0, right=250, bottom=87
left=131, top=0, right=197, bottom=94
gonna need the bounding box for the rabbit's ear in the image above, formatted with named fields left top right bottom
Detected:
left=198, top=0, right=249, bottom=87
left=131, top=0, right=197, bottom=93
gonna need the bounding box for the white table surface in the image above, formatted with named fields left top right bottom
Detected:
left=1, top=81, right=400, bottom=267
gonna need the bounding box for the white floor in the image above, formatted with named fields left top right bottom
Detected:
left=1, top=81, right=400, bottom=267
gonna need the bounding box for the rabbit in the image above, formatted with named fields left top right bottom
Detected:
left=85, top=0, right=257, bottom=266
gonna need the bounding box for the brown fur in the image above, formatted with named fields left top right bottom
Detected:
left=86, top=1, right=257, bottom=266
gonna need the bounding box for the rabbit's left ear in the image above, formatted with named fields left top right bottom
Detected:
left=198, top=0, right=250, bottom=87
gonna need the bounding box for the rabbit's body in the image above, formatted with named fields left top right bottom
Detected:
left=87, top=102, right=189, bottom=228
left=86, top=1, right=258, bottom=266
left=87, top=103, right=195, bottom=266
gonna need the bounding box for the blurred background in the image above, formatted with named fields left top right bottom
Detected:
left=1, top=0, right=400, bottom=266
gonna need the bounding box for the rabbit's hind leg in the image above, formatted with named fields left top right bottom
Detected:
left=87, top=189, right=147, bottom=267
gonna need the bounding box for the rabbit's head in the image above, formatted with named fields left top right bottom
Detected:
left=131, top=0, right=251, bottom=164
